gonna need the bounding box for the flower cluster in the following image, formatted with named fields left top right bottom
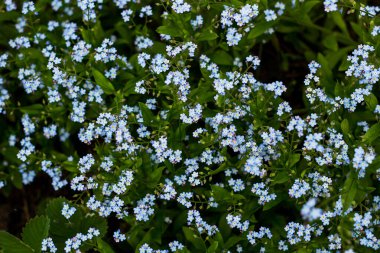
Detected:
left=41, top=238, right=57, bottom=253
left=187, top=210, right=219, bottom=236
left=64, top=227, right=100, bottom=253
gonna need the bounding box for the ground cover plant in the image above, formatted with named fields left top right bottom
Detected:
left=0, top=0, right=379, bottom=252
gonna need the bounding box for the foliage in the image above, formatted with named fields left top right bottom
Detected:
left=0, top=0, right=379, bottom=252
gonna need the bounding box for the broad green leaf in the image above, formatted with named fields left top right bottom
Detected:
left=156, top=26, right=182, bottom=37
left=213, top=232, right=224, bottom=249
left=207, top=241, right=218, bottom=253
left=45, top=198, right=81, bottom=251
left=342, top=173, right=357, bottom=211
left=2, top=147, right=20, bottom=164
left=80, top=215, right=108, bottom=238
left=93, top=69, right=115, bottom=94
left=189, top=84, right=216, bottom=104
left=0, top=12, right=20, bottom=22
left=136, top=227, right=162, bottom=250
left=45, top=198, right=74, bottom=237
left=182, top=227, right=206, bottom=251
left=138, top=102, right=157, bottom=126
left=80, top=28, right=92, bottom=44
left=0, top=231, right=34, bottom=253
left=363, top=123, right=380, bottom=144
left=211, top=185, right=231, bottom=202
left=197, top=30, right=218, bottom=41
left=124, top=79, right=138, bottom=97
left=317, top=53, right=334, bottom=94
left=364, top=94, right=378, bottom=111
left=263, top=196, right=282, bottom=211
left=301, top=0, right=320, bottom=13
left=341, top=119, right=350, bottom=135
left=350, top=22, right=365, bottom=40
left=330, top=12, right=348, bottom=35
left=326, top=46, right=353, bottom=69
left=22, top=216, right=50, bottom=253
left=287, top=154, right=300, bottom=168
left=224, top=236, right=242, bottom=249
left=247, top=21, right=276, bottom=40
left=19, top=104, right=44, bottom=115
left=296, top=247, right=313, bottom=253
left=355, top=185, right=376, bottom=207
left=338, top=57, right=351, bottom=71
left=10, top=168, right=23, bottom=189
left=317, top=53, right=332, bottom=78
left=93, top=22, right=105, bottom=44
left=169, top=123, right=186, bottom=150
left=322, top=34, right=338, bottom=51
left=97, top=238, right=115, bottom=253
left=62, top=160, right=78, bottom=172
left=350, top=111, right=376, bottom=122
left=147, top=166, right=164, bottom=188
left=46, top=198, right=106, bottom=251
left=272, top=171, right=290, bottom=185
left=211, top=50, right=233, bottom=66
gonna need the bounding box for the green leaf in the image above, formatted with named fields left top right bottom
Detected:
left=81, top=215, right=108, bottom=238
left=136, top=227, right=162, bottom=250
left=350, top=22, right=365, bottom=40
left=363, top=123, right=380, bottom=144
left=197, top=30, right=218, bottom=41
left=124, top=79, right=138, bottom=97
left=156, top=26, right=182, bottom=37
left=3, top=147, right=20, bottom=165
left=190, top=83, right=216, bottom=104
left=330, top=12, right=348, bottom=35
left=211, top=50, right=233, bottom=66
left=342, top=173, right=357, bottom=211
left=338, top=57, right=351, bottom=71
left=22, top=216, right=50, bottom=253
left=45, top=198, right=106, bottom=251
left=213, top=232, right=224, bottom=249
left=147, top=166, right=164, bottom=188
left=355, top=184, right=376, bottom=206
left=263, top=196, right=282, bottom=211
left=138, top=102, right=157, bottom=126
left=10, top=168, right=23, bottom=189
left=80, top=28, right=93, bottom=44
left=341, top=119, right=350, bottom=135
left=169, top=123, right=186, bottom=149
left=182, top=227, right=206, bottom=251
left=93, top=69, right=115, bottom=94
left=224, top=236, right=242, bottom=249
left=326, top=47, right=353, bottom=69
left=365, top=93, right=378, bottom=111
left=296, top=247, right=313, bottom=253
left=207, top=241, right=218, bottom=253
left=301, top=0, right=320, bottom=13
left=62, top=160, right=78, bottom=173
left=317, top=53, right=334, bottom=94
left=247, top=21, right=276, bottom=40
left=317, top=53, right=332, bottom=78
left=287, top=154, right=300, bottom=168
left=97, top=238, right=115, bottom=253
left=322, top=34, right=338, bottom=51
left=19, top=104, right=44, bottom=115
left=45, top=198, right=73, bottom=234
left=0, top=231, right=34, bottom=253
left=211, top=185, right=231, bottom=202
left=93, top=22, right=105, bottom=44
left=272, top=171, right=290, bottom=185
left=0, top=12, right=20, bottom=22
